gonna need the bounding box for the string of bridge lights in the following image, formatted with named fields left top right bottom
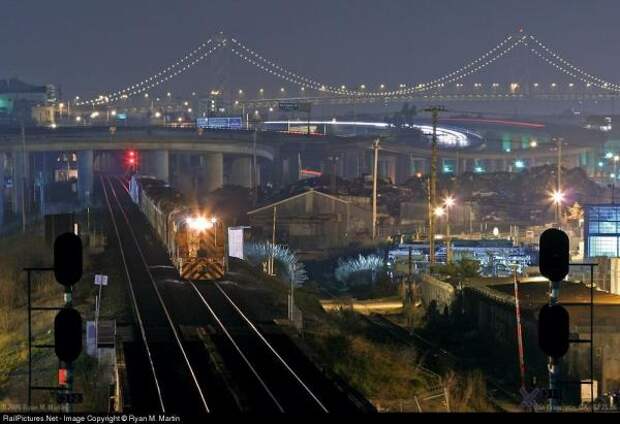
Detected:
left=76, top=39, right=219, bottom=106
left=528, top=47, right=609, bottom=92
left=528, top=35, right=620, bottom=91
left=80, top=32, right=525, bottom=104
left=229, top=34, right=523, bottom=97
left=76, top=31, right=620, bottom=106
left=93, top=44, right=223, bottom=105
left=529, top=45, right=620, bottom=93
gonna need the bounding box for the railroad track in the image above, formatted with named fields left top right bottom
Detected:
left=101, top=175, right=359, bottom=414
left=100, top=175, right=211, bottom=417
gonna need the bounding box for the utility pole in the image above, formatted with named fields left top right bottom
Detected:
left=556, top=137, right=563, bottom=225
left=372, top=138, right=380, bottom=240
left=270, top=205, right=277, bottom=275
left=424, top=106, right=445, bottom=266
left=446, top=205, right=452, bottom=264
left=252, top=128, right=258, bottom=207
left=513, top=264, right=526, bottom=391
left=20, top=120, right=27, bottom=234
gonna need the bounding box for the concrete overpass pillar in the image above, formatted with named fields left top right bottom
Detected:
left=0, top=153, right=6, bottom=225
left=152, top=150, right=170, bottom=182
left=230, top=157, right=252, bottom=188
left=12, top=151, right=29, bottom=216
left=78, top=150, right=94, bottom=204
left=343, top=151, right=361, bottom=180
left=396, top=155, right=413, bottom=184
left=379, top=156, right=396, bottom=184
left=204, top=153, right=224, bottom=192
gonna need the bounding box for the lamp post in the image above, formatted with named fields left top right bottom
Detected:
left=444, top=195, right=455, bottom=263
left=551, top=190, right=564, bottom=228
left=372, top=138, right=381, bottom=241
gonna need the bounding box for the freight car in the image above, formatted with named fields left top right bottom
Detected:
left=129, top=175, right=226, bottom=280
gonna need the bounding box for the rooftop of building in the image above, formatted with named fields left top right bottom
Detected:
left=490, top=280, right=620, bottom=307
left=0, top=78, right=47, bottom=95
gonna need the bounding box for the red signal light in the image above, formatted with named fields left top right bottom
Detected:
left=58, top=368, right=68, bottom=385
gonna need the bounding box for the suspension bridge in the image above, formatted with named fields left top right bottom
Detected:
left=74, top=30, right=620, bottom=108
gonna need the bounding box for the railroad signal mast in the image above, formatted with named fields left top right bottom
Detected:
left=25, top=232, right=83, bottom=411
left=538, top=228, right=570, bottom=411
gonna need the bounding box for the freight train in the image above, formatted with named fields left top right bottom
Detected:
left=129, top=175, right=226, bottom=280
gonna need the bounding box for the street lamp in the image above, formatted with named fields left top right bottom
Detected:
left=444, top=196, right=455, bottom=263
left=551, top=189, right=565, bottom=227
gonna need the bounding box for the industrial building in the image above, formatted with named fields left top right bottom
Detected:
left=247, top=189, right=375, bottom=257
left=0, top=78, right=56, bottom=125
left=419, top=276, right=620, bottom=404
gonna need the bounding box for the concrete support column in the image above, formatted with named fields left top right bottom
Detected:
left=78, top=150, right=94, bottom=204
left=204, top=153, right=224, bottom=192
left=343, top=151, right=362, bottom=180
left=0, top=153, right=6, bottom=225
left=396, top=155, right=413, bottom=184
left=152, top=150, right=169, bottom=183
left=230, top=156, right=252, bottom=188
left=379, top=156, right=396, bottom=184
left=12, top=151, right=29, bottom=215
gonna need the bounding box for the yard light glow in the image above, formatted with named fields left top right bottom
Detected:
left=551, top=190, right=565, bottom=205
left=444, top=195, right=455, bottom=208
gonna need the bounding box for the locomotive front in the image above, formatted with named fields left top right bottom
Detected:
left=173, top=211, right=227, bottom=281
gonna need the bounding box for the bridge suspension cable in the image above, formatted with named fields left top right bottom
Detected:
left=229, top=33, right=525, bottom=97
left=76, top=38, right=221, bottom=106
left=528, top=35, right=620, bottom=92
left=75, top=31, right=620, bottom=105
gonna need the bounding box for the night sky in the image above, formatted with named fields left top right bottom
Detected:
left=2, top=0, right=619, bottom=99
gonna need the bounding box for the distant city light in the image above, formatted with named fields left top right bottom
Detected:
left=606, top=152, right=614, bottom=159
left=530, top=140, right=538, bottom=148
left=474, top=166, right=484, bottom=173
left=434, top=207, right=445, bottom=217
left=515, top=160, right=525, bottom=169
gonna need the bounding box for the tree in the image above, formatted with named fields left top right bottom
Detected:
left=434, top=259, right=480, bottom=283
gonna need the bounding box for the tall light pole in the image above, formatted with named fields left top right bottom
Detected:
left=444, top=195, right=455, bottom=264
left=614, top=155, right=619, bottom=203
left=372, top=138, right=380, bottom=241
left=555, top=137, right=563, bottom=223
left=270, top=205, right=277, bottom=276
left=551, top=190, right=564, bottom=228
left=424, top=106, right=446, bottom=266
